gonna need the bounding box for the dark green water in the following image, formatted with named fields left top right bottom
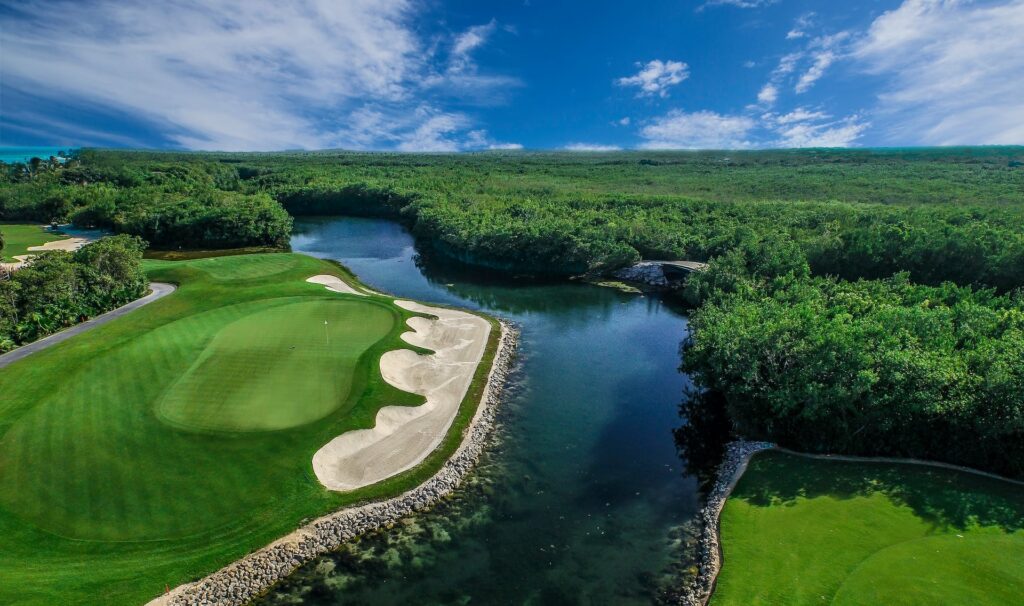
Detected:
left=268, top=217, right=700, bottom=605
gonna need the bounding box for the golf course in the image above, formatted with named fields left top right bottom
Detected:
left=712, top=451, right=1024, bottom=605
left=0, top=223, right=68, bottom=261
left=0, top=252, right=500, bottom=605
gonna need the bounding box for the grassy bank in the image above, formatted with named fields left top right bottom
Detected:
left=0, top=252, right=499, bottom=605
left=712, top=451, right=1024, bottom=605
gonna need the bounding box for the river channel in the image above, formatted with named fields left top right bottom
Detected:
left=260, top=216, right=700, bottom=605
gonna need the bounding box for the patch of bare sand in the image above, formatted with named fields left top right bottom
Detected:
left=311, top=300, right=490, bottom=491
left=306, top=274, right=366, bottom=296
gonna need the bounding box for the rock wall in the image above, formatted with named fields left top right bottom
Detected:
left=150, top=321, right=519, bottom=606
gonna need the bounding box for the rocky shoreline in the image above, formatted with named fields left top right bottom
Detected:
left=677, top=440, right=774, bottom=606
left=151, top=320, right=519, bottom=606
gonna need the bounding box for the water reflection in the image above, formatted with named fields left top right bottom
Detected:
left=673, top=390, right=735, bottom=495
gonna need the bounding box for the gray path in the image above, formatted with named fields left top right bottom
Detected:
left=0, top=282, right=176, bottom=370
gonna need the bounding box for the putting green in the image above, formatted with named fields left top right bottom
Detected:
left=0, top=223, right=67, bottom=261
left=0, top=252, right=500, bottom=605
left=711, top=451, right=1024, bottom=606
left=157, top=299, right=395, bottom=432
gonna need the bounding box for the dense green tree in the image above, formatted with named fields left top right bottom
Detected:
left=0, top=235, right=148, bottom=351
left=683, top=274, right=1024, bottom=478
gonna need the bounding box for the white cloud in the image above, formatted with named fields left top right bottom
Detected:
left=700, top=0, right=778, bottom=9
left=639, top=110, right=755, bottom=149
left=786, top=13, right=815, bottom=39
left=564, top=143, right=622, bottom=151
left=757, top=84, right=779, bottom=105
left=637, top=105, right=866, bottom=150
left=775, top=52, right=802, bottom=76
left=452, top=20, right=496, bottom=59
left=446, top=19, right=510, bottom=85
left=0, top=1, right=515, bottom=150
left=616, top=60, right=690, bottom=98
left=771, top=108, right=831, bottom=125
left=795, top=32, right=849, bottom=93
left=776, top=119, right=868, bottom=147
left=852, top=0, right=1024, bottom=145
left=765, top=110, right=868, bottom=147
left=618, top=117, right=631, bottom=126
left=488, top=143, right=524, bottom=150
left=396, top=112, right=469, bottom=152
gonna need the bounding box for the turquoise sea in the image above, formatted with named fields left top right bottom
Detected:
left=0, top=147, right=77, bottom=164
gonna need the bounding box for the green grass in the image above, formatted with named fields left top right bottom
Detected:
left=712, top=451, right=1024, bottom=606
left=0, top=252, right=500, bottom=604
left=0, top=223, right=68, bottom=261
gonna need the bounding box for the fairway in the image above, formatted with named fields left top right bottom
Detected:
left=0, top=223, right=68, bottom=261
left=0, top=252, right=499, bottom=605
left=711, top=451, right=1024, bottom=606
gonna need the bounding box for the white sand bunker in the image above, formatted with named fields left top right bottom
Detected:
left=2, top=231, right=97, bottom=272
left=312, top=300, right=490, bottom=491
left=306, top=274, right=366, bottom=296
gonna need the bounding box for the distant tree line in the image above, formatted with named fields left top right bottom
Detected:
left=0, top=235, right=148, bottom=352
left=1, top=157, right=290, bottom=249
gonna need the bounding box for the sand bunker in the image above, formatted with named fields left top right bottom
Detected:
left=2, top=231, right=97, bottom=272
left=306, top=274, right=366, bottom=296
left=311, top=300, right=490, bottom=491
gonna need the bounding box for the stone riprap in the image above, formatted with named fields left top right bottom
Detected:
left=677, top=440, right=774, bottom=606
left=150, top=321, right=519, bottom=606
left=612, top=261, right=673, bottom=286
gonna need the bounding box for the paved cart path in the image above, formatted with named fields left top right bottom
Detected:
left=0, top=282, right=176, bottom=370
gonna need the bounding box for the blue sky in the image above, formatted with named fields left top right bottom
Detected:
left=2, top=0, right=1022, bottom=151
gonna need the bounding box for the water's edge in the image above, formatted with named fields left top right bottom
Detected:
left=150, top=322, right=519, bottom=606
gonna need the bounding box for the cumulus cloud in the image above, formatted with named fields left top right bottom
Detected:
left=0, top=0, right=515, bottom=150
left=757, top=84, right=779, bottom=105
left=639, top=110, right=755, bottom=149
left=616, top=60, right=690, bottom=98
left=564, top=143, right=622, bottom=151
left=851, top=0, right=1024, bottom=145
